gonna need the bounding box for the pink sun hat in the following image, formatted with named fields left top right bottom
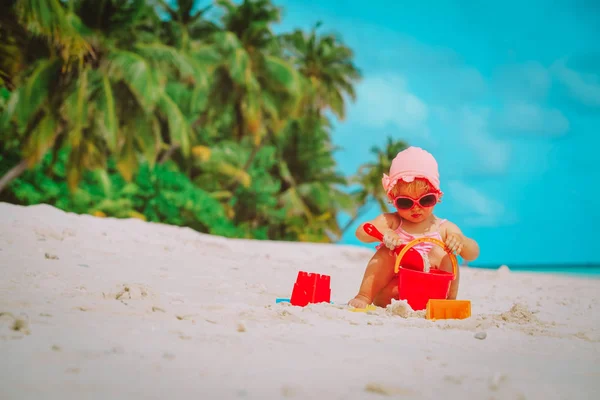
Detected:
left=382, top=146, right=442, bottom=197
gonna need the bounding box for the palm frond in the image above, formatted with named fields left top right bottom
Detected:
left=15, top=58, right=61, bottom=132
left=22, top=108, right=58, bottom=166
left=94, top=72, right=118, bottom=152
left=156, top=92, right=191, bottom=157
left=135, top=42, right=198, bottom=81
left=107, top=50, right=164, bottom=112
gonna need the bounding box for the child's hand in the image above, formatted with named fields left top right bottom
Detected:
left=445, top=233, right=464, bottom=255
left=383, top=229, right=402, bottom=250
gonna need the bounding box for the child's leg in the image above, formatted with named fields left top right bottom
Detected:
left=439, top=254, right=460, bottom=299
left=373, top=276, right=398, bottom=307
left=348, top=247, right=396, bottom=308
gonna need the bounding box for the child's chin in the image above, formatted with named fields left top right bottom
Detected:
left=407, top=214, right=427, bottom=222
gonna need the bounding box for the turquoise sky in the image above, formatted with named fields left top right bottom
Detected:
left=273, top=0, right=600, bottom=266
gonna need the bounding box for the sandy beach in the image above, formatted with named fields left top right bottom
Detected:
left=1, top=202, right=599, bottom=400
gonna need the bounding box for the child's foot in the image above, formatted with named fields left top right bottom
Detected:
left=348, top=295, right=371, bottom=309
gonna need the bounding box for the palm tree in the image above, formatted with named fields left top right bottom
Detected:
left=280, top=21, right=361, bottom=120
left=0, top=0, right=368, bottom=246
left=0, top=0, right=91, bottom=192
left=202, top=0, right=302, bottom=145
left=275, top=116, right=356, bottom=242
left=274, top=22, right=361, bottom=241
left=153, top=0, right=218, bottom=51
left=145, top=0, right=223, bottom=167
left=187, top=0, right=304, bottom=201
left=0, top=0, right=201, bottom=193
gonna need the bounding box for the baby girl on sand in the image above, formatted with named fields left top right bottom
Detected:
left=348, top=147, right=480, bottom=309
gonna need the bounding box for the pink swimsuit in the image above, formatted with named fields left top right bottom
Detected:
left=376, top=217, right=447, bottom=259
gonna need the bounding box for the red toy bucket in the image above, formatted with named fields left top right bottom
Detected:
left=394, top=237, right=459, bottom=311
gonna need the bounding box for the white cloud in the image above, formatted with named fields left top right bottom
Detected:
left=448, top=106, right=511, bottom=175
left=324, top=19, right=486, bottom=103
left=349, top=74, right=429, bottom=135
left=446, top=180, right=517, bottom=227
left=499, top=102, right=570, bottom=136
left=373, top=38, right=487, bottom=102
left=493, top=61, right=551, bottom=101
left=551, top=58, right=600, bottom=108
left=310, top=14, right=574, bottom=179
left=490, top=62, right=570, bottom=136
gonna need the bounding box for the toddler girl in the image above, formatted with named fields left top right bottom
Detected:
left=348, top=146, right=480, bottom=309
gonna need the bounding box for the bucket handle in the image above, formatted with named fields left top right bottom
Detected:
left=394, top=237, right=459, bottom=280
left=361, top=223, right=459, bottom=279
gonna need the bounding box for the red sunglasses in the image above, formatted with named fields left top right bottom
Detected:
left=392, top=192, right=439, bottom=210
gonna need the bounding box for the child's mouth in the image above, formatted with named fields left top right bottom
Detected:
left=411, top=214, right=421, bottom=219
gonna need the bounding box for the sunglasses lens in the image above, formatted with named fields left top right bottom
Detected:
left=395, top=198, right=414, bottom=209
left=419, top=194, right=437, bottom=207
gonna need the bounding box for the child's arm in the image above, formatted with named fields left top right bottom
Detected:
left=355, top=213, right=399, bottom=243
left=442, top=221, right=480, bottom=261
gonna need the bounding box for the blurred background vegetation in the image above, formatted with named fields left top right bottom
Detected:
left=0, top=0, right=408, bottom=243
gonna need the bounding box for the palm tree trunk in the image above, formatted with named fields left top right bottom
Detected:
left=0, top=159, right=28, bottom=194
left=234, top=101, right=244, bottom=140
left=159, top=143, right=180, bottom=164
left=241, top=142, right=261, bottom=172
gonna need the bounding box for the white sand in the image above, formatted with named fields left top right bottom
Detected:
left=1, top=203, right=599, bottom=400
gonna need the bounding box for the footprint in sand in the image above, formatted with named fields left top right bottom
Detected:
left=364, top=383, right=415, bottom=396
left=0, top=312, right=30, bottom=339
left=105, top=283, right=156, bottom=301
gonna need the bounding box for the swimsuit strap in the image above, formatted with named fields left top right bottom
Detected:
left=396, top=216, right=444, bottom=237
left=394, top=216, right=445, bottom=256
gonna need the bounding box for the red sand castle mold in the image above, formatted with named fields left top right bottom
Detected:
left=290, top=271, right=331, bottom=307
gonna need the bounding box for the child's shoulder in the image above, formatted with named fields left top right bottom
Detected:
left=435, top=216, right=462, bottom=233
left=380, top=212, right=402, bottom=229
left=434, top=215, right=449, bottom=226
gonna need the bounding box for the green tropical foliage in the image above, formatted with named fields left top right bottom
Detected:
left=0, top=0, right=410, bottom=244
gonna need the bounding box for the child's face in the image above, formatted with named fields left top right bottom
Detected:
left=393, top=184, right=437, bottom=223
